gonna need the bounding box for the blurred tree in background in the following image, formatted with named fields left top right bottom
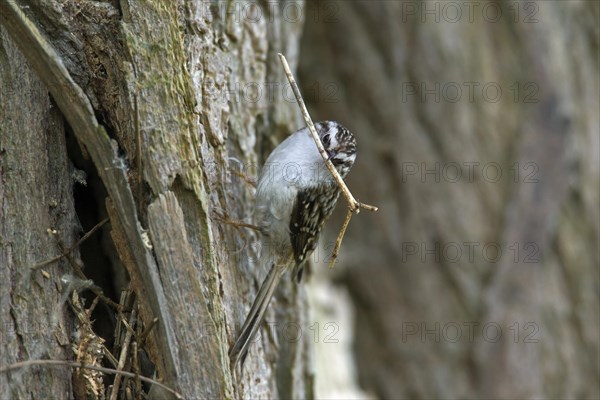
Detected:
left=300, top=1, right=599, bottom=399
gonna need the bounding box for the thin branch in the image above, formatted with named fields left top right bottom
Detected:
left=0, top=359, right=182, bottom=399
left=212, top=209, right=262, bottom=232
left=220, top=218, right=261, bottom=232
left=57, top=239, right=122, bottom=311
left=228, top=162, right=257, bottom=187
left=102, top=346, right=119, bottom=369
left=278, top=53, right=379, bottom=266
left=37, top=223, right=121, bottom=311
left=278, top=53, right=378, bottom=213
left=111, top=307, right=138, bottom=400
left=329, top=208, right=354, bottom=269
left=138, top=317, right=158, bottom=348
left=132, top=341, right=143, bottom=399
left=357, top=200, right=379, bottom=212
left=31, top=218, right=109, bottom=270
left=87, top=296, right=101, bottom=318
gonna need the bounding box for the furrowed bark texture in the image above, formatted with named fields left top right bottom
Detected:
left=300, top=1, right=599, bottom=399
left=0, top=22, right=74, bottom=397
left=1, top=0, right=307, bottom=398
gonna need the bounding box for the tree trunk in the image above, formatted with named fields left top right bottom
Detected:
left=1, top=0, right=308, bottom=398
left=299, top=1, right=599, bottom=399
left=1, top=21, right=74, bottom=398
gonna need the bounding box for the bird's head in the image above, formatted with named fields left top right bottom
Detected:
left=315, top=121, right=357, bottom=177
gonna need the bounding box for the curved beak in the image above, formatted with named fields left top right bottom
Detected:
left=325, top=150, right=335, bottom=163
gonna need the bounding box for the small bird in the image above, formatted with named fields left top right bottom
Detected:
left=229, top=121, right=357, bottom=369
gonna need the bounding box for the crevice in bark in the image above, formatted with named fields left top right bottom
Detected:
left=64, top=120, right=126, bottom=351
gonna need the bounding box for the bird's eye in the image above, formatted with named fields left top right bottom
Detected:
left=322, top=134, right=331, bottom=147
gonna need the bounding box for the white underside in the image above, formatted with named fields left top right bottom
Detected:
left=255, top=128, right=336, bottom=254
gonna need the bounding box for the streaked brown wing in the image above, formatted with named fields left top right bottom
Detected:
left=289, top=183, right=340, bottom=281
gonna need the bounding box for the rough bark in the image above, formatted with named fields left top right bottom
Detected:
left=1, top=0, right=308, bottom=398
left=0, top=23, right=74, bottom=398
left=300, top=1, right=599, bottom=399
